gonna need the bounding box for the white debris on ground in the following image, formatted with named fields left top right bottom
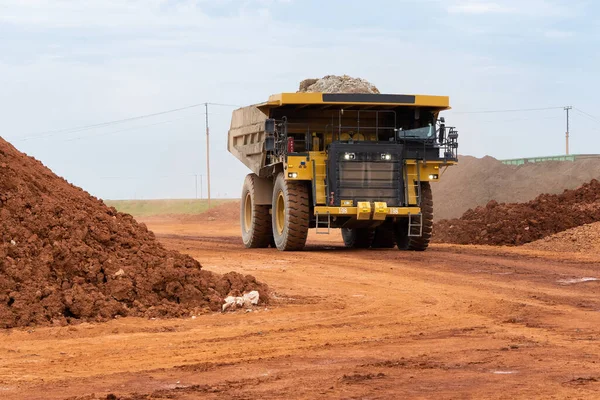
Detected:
left=222, top=291, right=261, bottom=312
left=298, top=75, right=380, bottom=94
left=557, top=277, right=599, bottom=285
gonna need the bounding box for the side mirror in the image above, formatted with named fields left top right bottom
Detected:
left=265, top=119, right=276, bottom=134
left=439, top=117, right=445, bottom=123
left=438, top=123, right=446, bottom=143
left=265, top=136, right=275, bottom=151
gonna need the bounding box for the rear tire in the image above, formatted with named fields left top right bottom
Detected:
left=272, top=174, right=309, bottom=251
left=395, top=181, right=433, bottom=251
left=371, top=222, right=396, bottom=249
left=240, top=174, right=273, bottom=248
left=342, top=228, right=375, bottom=248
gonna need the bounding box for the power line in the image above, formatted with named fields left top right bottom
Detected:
left=15, top=102, right=240, bottom=142
left=61, top=116, right=192, bottom=142
left=90, top=173, right=200, bottom=180
left=572, top=113, right=600, bottom=132
left=207, top=102, right=241, bottom=108
left=453, top=106, right=564, bottom=114
left=574, top=108, right=600, bottom=123
left=475, top=115, right=563, bottom=124
left=17, top=102, right=206, bottom=141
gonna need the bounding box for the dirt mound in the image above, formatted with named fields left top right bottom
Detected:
left=158, top=201, right=241, bottom=224
left=196, top=201, right=240, bottom=222
left=0, top=138, right=267, bottom=328
left=524, top=222, right=600, bottom=253
left=433, top=179, right=600, bottom=246
left=298, top=75, right=380, bottom=94
left=432, top=155, right=600, bottom=220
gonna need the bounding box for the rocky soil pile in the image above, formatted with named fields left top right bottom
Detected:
left=523, top=222, right=600, bottom=253
left=0, top=138, right=267, bottom=328
left=433, top=180, right=600, bottom=246
left=298, top=75, right=380, bottom=94
left=432, top=155, right=600, bottom=220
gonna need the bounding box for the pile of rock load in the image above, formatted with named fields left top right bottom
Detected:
left=298, top=75, right=380, bottom=94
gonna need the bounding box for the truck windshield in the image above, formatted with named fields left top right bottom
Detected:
left=398, top=125, right=434, bottom=140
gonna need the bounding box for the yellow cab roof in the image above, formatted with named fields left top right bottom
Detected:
left=256, top=92, right=450, bottom=112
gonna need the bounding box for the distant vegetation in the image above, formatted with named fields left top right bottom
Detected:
left=105, top=199, right=236, bottom=217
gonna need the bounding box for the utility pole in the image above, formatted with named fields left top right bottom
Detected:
left=200, top=174, right=203, bottom=199
left=564, top=106, right=572, bottom=155
left=205, top=103, right=211, bottom=208
left=194, top=174, right=198, bottom=199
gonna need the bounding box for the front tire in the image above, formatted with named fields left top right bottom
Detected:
left=395, top=182, right=433, bottom=251
left=271, top=174, right=309, bottom=251
left=240, top=174, right=273, bottom=248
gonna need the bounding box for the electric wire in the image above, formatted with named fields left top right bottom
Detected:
left=16, top=102, right=241, bottom=142
left=574, top=108, right=600, bottom=124
left=16, top=103, right=207, bottom=142
left=475, top=115, right=563, bottom=124
left=62, top=116, right=193, bottom=142
left=453, top=106, right=564, bottom=114
left=207, top=102, right=241, bottom=108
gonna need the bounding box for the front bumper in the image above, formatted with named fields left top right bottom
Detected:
left=314, top=202, right=420, bottom=221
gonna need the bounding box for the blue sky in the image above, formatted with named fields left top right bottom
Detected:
left=1, top=0, right=599, bottom=199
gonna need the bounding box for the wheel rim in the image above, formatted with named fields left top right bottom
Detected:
left=275, top=190, right=285, bottom=235
left=243, top=192, right=252, bottom=233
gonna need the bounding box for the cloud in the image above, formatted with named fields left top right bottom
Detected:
left=0, top=0, right=279, bottom=29
left=448, top=2, right=513, bottom=14
left=544, top=29, right=575, bottom=39
left=447, top=0, right=577, bottom=18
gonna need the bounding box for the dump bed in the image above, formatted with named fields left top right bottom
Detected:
left=228, top=105, right=268, bottom=176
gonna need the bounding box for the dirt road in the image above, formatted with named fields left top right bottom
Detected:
left=2, top=219, right=600, bottom=399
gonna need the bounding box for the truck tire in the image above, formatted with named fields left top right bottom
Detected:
left=240, top=174, right=273, bottom=248
left=342, top=228, right=375, bottom=248
left=395, top=182, right=433, bottom=251
left=371, top=222, right=396, bottom=248
left=272, top=173, right=309, bottom=251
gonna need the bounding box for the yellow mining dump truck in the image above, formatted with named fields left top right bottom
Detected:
left=228, top=92, right=458, bottom=251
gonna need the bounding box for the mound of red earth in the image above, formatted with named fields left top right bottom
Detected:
left=175, top=201, right=241, bottom=223
left=433, top=179, right=600, bottom=246
left=0, top=138, right=267, bottom=328
left=524, top=222, right=600, bottom=253
left=432, top=155, right=600, bottom=220
left=201, top=201, right=241, bottom=222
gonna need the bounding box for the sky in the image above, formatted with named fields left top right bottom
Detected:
left=1, top=0, right=599, bottom=200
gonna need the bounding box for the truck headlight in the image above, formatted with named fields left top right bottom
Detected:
left=288, top=172, right=298, bottom=178
left=429, top=174, right=439, bottom=180
left=344, top=153, right=356, bottom=160
left=381, top=153, right=391, bottom=160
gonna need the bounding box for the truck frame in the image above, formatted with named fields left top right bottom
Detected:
left=228, top=92, right=458, bottom=251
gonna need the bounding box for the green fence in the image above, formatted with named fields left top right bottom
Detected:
left=500, top=154, right=600, bottom=166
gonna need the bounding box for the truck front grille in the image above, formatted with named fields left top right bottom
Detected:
left=327, top=142, right=405, bottom=206
left=338, top=161, right=400, bottom=204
